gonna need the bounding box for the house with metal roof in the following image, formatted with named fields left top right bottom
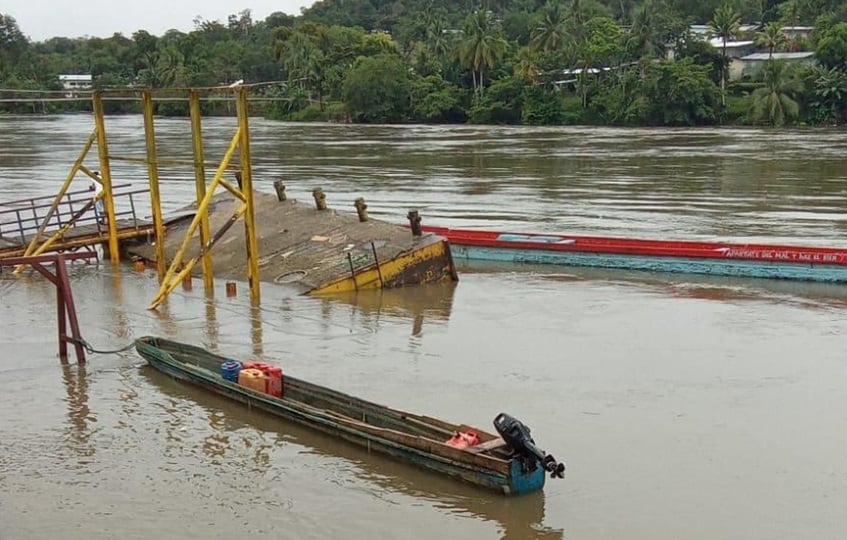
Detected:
left=730, top=52, right=816, bottom=80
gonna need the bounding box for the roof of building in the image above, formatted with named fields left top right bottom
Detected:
left=58, top=74, right=93, bottom=81
left=708, top=38, right=755, bottom=48
left=740, top=52, right=815, bottom=61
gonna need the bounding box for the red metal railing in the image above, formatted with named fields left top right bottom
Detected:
left=0, top=251, right=97, bottom=364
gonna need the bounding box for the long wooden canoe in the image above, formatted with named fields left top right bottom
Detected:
left=422, top=226, right=847, bottom=283
left=135, top=336, right=561, bottom=495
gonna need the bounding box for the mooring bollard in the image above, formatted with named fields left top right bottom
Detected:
left=354, top=197, right=368, bottom=222
left=133, top=260, right=146, bottom=272
left=274, top=180, right=287, bottom=201
left=312, top=188, right=327, bottom=211
left=408, top=210, right=422, bottom=236
left=182, top=274, right=193, bottom=291
left=226, top=281, right=237, bottom=297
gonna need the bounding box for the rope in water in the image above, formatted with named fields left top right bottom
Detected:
left=67, top=337, right=137, bottom=355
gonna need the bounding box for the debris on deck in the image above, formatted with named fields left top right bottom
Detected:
left=126, top=191, right=458, bottom=294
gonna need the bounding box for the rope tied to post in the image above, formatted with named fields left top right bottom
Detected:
left=67, top=337, right=137, bottom=355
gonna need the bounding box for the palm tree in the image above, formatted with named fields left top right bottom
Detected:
left=709, top=3, right=741, bottom=106
left=514, top=47, right=540, bottom=82
left=457, top=9, right=508, bottom=98
left=755, top=22, right=788, bottom=59
left=531, top=1, right=568, bottom=53
left=567, top=0, right=588, bottom=41
left=627, top=0, right=662, bottom=59
left=749, top=60, right=800, bottom=126
left=277, top=32, right=321, bottom=96
left=426, top=16, right=452, bottom=63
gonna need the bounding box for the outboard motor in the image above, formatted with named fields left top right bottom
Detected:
left=493, top=412, right=565, bottom=479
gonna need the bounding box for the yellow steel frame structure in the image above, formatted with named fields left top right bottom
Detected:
left=146, top=87, right=260, bottom=309
left=12, top=87, right=261, bottom=308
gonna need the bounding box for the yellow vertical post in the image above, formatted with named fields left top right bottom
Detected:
left=92, top=91, right=120, bottom=263
left=141, top=90, right=167, bottom=282
left=189, top=89, right=214, bottom=293
left=235, top=87, right=261, bottom=304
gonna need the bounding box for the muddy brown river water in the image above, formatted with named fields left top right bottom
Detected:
left=2, top=116, right=847, bottom=539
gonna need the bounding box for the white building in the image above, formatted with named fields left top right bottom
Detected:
left=58, top=74, right=92, bottom=96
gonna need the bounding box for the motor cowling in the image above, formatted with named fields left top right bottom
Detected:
left=493, top=412, right=565, bottom=479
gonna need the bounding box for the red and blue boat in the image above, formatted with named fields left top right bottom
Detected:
left=423, top=226, right=847, bottom=283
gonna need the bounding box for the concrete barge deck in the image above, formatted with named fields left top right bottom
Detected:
left=127, top=192, right=457, bottom=294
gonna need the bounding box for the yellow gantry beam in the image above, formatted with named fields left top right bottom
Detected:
left=17, top=87, right=262, bottom=309
left=148, top=126, right=243, bottom=310
left=92, top=91, right=120, bottom=263
left=141, top=91, right=167, bottom=282
left=147, top=203, right=247, bottom=310
left=236, top=87, right=261, bottom=304
left=189, top=90, right=214, bottom=293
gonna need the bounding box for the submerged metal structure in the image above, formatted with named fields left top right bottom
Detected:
left=1, top=85, right=457, bottom=310
left=0, top=86, right=263, bottom=309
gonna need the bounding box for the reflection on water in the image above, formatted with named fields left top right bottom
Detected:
left=250, top=303, right=264, bottom=357
left=141, top=364, right=562, bottom=540
left=62, top=364, right=95, bottom=460
left=317, top=282, right=457, bottom=337
left=204, top=298, right=219, bottom=350
left=460, top=258, right=847, bottom=311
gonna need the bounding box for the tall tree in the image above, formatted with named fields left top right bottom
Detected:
left=0, top=13, right=30, bottom=75
left=531, top=1, right=568, bottom=53
left=749, top=60, right=800, bottom=126
left=457, top=9, right=508, bottom=98
left=755, top=22, right=787, bottom=59
left=709, top=3, right=741, bottom=106
left=342, top=54, right=412, bottom=122
left=817, top=23, right=847, bottom=71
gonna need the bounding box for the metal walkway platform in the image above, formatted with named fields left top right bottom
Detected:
left=0, top=184, right=153, bottom=258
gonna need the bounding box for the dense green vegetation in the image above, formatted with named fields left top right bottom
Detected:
left=1, top=0, right=847, bottom=126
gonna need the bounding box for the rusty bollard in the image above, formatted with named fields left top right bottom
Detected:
left=182, top=274, right=193, bottom=291
left=226, top=281, right=237, bottom=297
left=132, top=260, right=146, bottom=272
left=354, top=197, right=368, bottom=222
left=274, top=180, right=287, bottom=201
left=407, top=210, right=422, bottom=236
left=312, top=188, right=328, bottom=211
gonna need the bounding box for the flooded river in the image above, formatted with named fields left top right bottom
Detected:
left=2, top=115, right=847, bottom=539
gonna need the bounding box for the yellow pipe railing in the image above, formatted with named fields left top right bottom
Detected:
left=107, top=155, right=240, bottom=170
left=92, top=91, right=119, bottom=262
left=190, top=89, right=214, bottom=293
left=236, top=87, right=261, bottom=304
left=142, top=90, right=167, bottom=282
